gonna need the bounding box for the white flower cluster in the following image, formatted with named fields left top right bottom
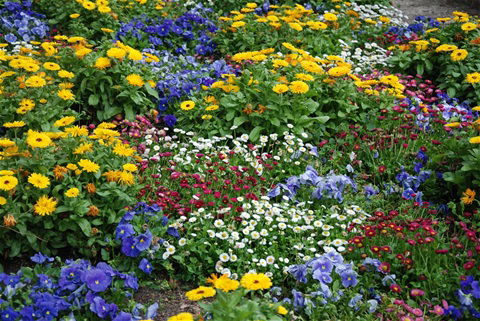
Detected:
left=172, top=199, right=370, bottom=279
left=350, top=3, right=408, bottom=26
left=141, top=127, right=315, bottom=176
left=338, top=39, right=389, bottom=73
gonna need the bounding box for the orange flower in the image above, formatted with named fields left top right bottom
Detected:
left=3, top=214, right=16, bottom=227
left=88, top=205, right=100, bottom=216
left=86, top=183, right=96, bottom=194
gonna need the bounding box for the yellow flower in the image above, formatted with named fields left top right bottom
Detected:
left=106, top=47, right=127, bottom=59
left=65, top=187, right=80, bottom=198
left=24, top=63, right=40, bottom=72
left=98, top=5, right=111, bottom=13
left=75, top=48, right=92, bottom=58
left=461, top=188, right=475, bottom=204
left=309, top=21, right=327, bottom=30
left=78, top=159, right=100, bottom=173
left=25, top=75, right=46, bottom=87
left=33, top=195, right=57, bottom=216
left=123, top=164, right=138, bottom=172
left=289, top=81, right=309, bottom=94
left=58, top=89, right=75, bottom=100
left=127, top=49, right=143, bottom=61
left=240, top=273, right=272, bottom=290
left=231, top=21, right=246, bottom=28
left=54, top=116, right=76, bottom=127
left=68, top=36, right=86, bottom=43
left=28, top=173, right=50, bottom=189
left=83, top=1, right=96, bottom=10
left=113, top=143, right=136, bottom=157
left=466, top=72, right=480, bottom=84
left=435, top=44, right=458, bottom=52
left=289, top=22, right=303, bottom=31
left=445, top=122, right=461, bottom=128
left=0, top=196, right=6, bottom=205
left=472, top=106, right=480, bottom=111
left=70, top=13, right=80, bottom=18
left=118, top=171, right=135, bottom=185
left=201, top=115, right=212, bottom=120
left=66, top=164, right=78, bottom=171
left=273, top=59, right=289, bottom=68
left=180, top=100, right=195, bottom=111
left=94, top=57, right=111, bottom=69
left=208, top=274, right=239, bottom=292
left=0, top=139, right=15, bottom=147
left=43, top=62, right=60, bottom=71
left=461, top=22, right=477, bottom=31
left=58, top=70, right=74, bottom=79
left=0, top=176, right=18, bottom=191
left=272, top=83, right=289, bottom=94
left=469, top=136, right=480, bottom=143
left=301, top=61, right=323, bottom=73
left=277, top=306, right=288, bottom=315
left=451, top=49, right=468, bottom=61
left=185, top=286, right=216, bottom=301
left=26, top=131, right=52, bottom=148
left=324, top=13, right=338, bottom=21
left=205, top=105, right=219, bottom=111
left=126, top=74, right=144, bottom=86
left=3, top=121, right=26, bottom=128
left=65, top=126, right=89, bottom=137
left=296, top=73, right=314, bottom=81
left=328, top=66, right=351, bottom=77
left=167, top=313, right=194, bottom=321
left=74, top=143, right=93, bottom=154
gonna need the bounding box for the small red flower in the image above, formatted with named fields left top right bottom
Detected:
left=390, top=284, right=402, bottom=293
left=464, top=261, right=475, bottom=270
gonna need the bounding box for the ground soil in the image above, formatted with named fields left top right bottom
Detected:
left=134, top=280, right=203, bottom=321
left=391, top=0, right=480, bottom=20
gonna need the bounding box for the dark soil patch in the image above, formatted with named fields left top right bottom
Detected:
left=392, top=0, right=480, bottom=20
left=135, top=282, right=202, bottom=321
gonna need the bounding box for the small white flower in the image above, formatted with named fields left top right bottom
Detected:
left=230, top=254, right=238, bottom=262
left=219, top=253, right=230, bottom=262
left=266, top=256, right=275, bottom=264
left=179, top=238, right=187, bottom=246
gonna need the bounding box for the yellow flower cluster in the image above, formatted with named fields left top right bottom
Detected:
left=0, top=117, right=140, bottom=221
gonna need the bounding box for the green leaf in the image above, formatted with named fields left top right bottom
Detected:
left=270, top=117, right=280, bottom=127
left=226, top=111, right=236, bottom=122
left=249, top=126, right=263, bottom=142
left=144, top=83, right=159, bottom=99
left=233, top=116, right=247, bottom=127
left=88, top=94, right=99, bottom=106
left=304, top=99, right=320, bottom=113
left=447, top=87, right=456, bottom=98
left=416, top=64, right=424, bottom=75
left=76, top=218, right=92, bottom=237
left=124, top=105, right=134, bottom=121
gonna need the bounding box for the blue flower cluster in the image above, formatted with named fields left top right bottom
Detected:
left=396, top=149, right=431, bottom=205
left=443, top=276, right=480, bottom=319
left=385, top=16, right=440, bottom=42
left=116, top=4, right=217, bottom=56
left=116, top=202, right=180, bottom=270
left=280, top=252, right=383, bottom=314
left=0, top=253, right=157, bottom=321
left=141, top=48, right=233, bottom=111
left=268, top=166, right=357, bottom=203
left=0, top=1, right=49, bottom=43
